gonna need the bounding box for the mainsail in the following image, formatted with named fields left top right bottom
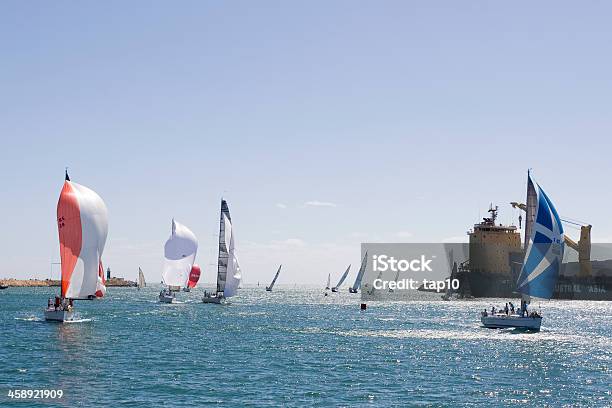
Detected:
left=138, top=267, right=146, bottom=288
left=350, top=252, right=368, bottom=292
left=187, top=264, right=201, bottom=289
left=333, top=265, right=351, bottom=291
left=267, top=265, right=282, bottom=291
left=216, top=200, right=242, bottom=297
left=57, top=171, right=108, bottom=300
left=161, top=219, right=198, bottom=289
left=516, top=172, right=564, bottom=300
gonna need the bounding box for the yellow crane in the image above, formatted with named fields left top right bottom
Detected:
left=510, top=202, right=592, bottom=278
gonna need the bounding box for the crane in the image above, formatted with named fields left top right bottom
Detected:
left=510, top=202, right=592, bottom=278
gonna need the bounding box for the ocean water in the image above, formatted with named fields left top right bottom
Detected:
left=0, top=286, right=610, bottom=407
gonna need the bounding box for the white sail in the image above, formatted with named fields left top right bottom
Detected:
left=57, top=176, right=108, bottom=300
left=350, top=252, right=368, bottom=292
left=138, top=267, right=146, bottom=288
left=267, top=265, right=282, bottom=290
left=216, top=200, right=241, bottom=297
left=161, top=219, right=198, bottom=288
left=325, top=273, right=331, bottom=290
left=332, top=265, right=351, bottom=291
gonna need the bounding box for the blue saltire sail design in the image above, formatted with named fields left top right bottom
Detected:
left=516, top=172, right=564, bottom=299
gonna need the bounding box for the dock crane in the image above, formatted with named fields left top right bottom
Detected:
left=510, top=202, right=592, bottom=277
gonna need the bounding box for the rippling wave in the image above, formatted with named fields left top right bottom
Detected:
left=1, top=285, right=610, bottom=407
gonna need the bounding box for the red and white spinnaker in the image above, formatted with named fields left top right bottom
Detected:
left=57, top=173, right=108, bottom=299
left=187, top=264, right=201, bottom=289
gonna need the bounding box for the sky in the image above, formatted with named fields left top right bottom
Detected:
left=1, top=1, right=611, bottom=285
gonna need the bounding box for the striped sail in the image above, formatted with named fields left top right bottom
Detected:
left=216, top=201, right=231, bottom=294
left=162, top=219, right=198, bottom=288
left=516, top=172, right=564, bottom=300
left=350, top=252, right=368, bottom=292
left=216, top=200, right=242, bottom=297
left=267, top=265, right=282, bottom=290
left=333, top=265, right=351, bottom=291
left=57, top=173, right=108, bottom=300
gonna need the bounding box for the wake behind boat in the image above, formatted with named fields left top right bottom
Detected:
left=45, top=170, right=108, bottom=322
left=202, top=199, right=242, bottom=304
left=481, top=171, right=564, bottom=331
left=159, top=219, right=198, bottom=303
left=266, top=265, right=282, bottom=292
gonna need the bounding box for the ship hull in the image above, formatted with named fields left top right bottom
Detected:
left=462, top=272, right=612, bottom=300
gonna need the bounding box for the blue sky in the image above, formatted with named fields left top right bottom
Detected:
left=1, top=1, right=611, bottom=284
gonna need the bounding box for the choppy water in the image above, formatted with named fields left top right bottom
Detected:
left=0, top=286, right=610, bottom=407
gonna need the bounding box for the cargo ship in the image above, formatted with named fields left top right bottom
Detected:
left=458, top=205, right=612, bottom=300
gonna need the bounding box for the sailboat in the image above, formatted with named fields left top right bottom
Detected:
left=202, top=199, right=242, bottom=304
left=159, top=219, right=198, bottom=303
left=183, top=264, right=201, bottom=292
left=266, top=265, right=282, bottom=291
left=45, top=170, right=108, bottom=322
left=331, top=265, right=351, bottom=292
left=325, top=273, right=331, bottom=290
left=388, top=269, right=400, bottom=293
left=481, top=171, right=564, bottom=331
left=137, top=267, right=146, bottom=290
left=349, top=252, right=368, bottom=293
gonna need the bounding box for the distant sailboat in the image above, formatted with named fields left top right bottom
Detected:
left=266, top=265, right=282, bottom=292
left=203, top=199, right=242, bottom=304
left=481, top=171, right=564, bottom=331
left=159, top=219, right=198, bottom=303
left=331, top=265, right=351, bottom=292
left=183, top=264, right=201, bottom=292
left=137, top=267, right=146, bottom=289
left=349, top=252, right=368, bottom=293
left=325, top=273, right=331, bottom=290
left=45, top=170, right=108, bottom=322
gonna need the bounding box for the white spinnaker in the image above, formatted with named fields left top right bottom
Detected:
left=162, top=220, right=198, bottom=288
left=65, top=182, right=108, bottom=299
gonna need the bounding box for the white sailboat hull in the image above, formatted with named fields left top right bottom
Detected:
left=159, top=293, right=175, bottom=303
left=481, top=314, right=542, bottom=330
left=44, top=308, right=75, bottom=322
left=202, top=295, right=224, bottom=304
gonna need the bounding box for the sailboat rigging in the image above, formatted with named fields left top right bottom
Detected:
left=203, top=199, right=242, bottom=304
left=481, top=171, right=564, bottom=331
left=159, top=219, right=198, bottom=303
left=45, top=170, right=108, bottom=322
left=266, top=265, right=282, bottom=292
left=331, top=265, right=351, bottom=292
left=349, top=252, right=368, bottom=293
